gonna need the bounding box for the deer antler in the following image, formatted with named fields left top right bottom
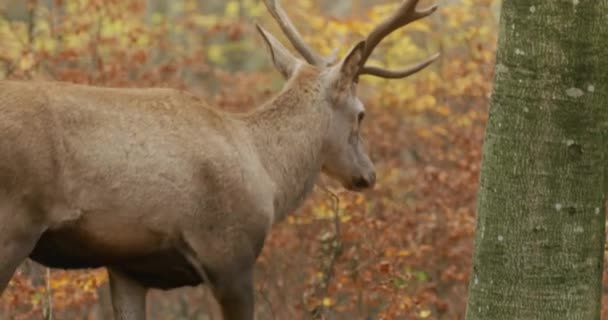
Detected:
left=262, top=0, right=439, bottom=78
left=358, top=0, right=439, bottom=78
left=360, top=53, right=439, bottom=79
left=262, top=0, right=329, bottom=66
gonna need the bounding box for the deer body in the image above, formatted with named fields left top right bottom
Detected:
left=1, top=68, right=327, bottom=283
left=0, top=1, right=438, bottom=319
left=0, top=70, right=329, bottom=317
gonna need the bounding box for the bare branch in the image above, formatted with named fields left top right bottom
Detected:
left=43, top=268, right=53, bottom=320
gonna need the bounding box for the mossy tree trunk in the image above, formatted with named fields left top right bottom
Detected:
left=465, top=1, right=608, bottom=319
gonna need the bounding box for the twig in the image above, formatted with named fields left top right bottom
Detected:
left=254, top=262, right=277, bottom=320
left=257, top=288, right=276, bottom=320
left=42, top=0, right=58, bottom=79
left=27, top=0, right=37, bottom=45
left=310, top=186, right=343, bottom=319
left=24, top=0, right=39, bottom=79
left=43, top=268, right=53, bottom=320
left=90, top=6, right=104, bottom=83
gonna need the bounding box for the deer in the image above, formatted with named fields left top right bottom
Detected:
left=0, top=0, right=438, bottom=319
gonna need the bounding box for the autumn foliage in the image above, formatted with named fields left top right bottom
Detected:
left=0, top=0, right=508, bottom=319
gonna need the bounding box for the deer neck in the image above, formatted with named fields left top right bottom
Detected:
left=246, top=79, right=329, bottom=223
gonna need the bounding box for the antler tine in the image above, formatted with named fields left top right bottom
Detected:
left=361, top=0, right=438, bottom=63
left=360, top=53, right=440, bottom=78
left=358, top=0, right=439, bottom=78
left=262, top=0, right=328, bottom=66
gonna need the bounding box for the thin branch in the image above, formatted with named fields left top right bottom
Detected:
left=43, top=268, right=53, bottom=320
left=90, top=10, right=103, bottom=83
left=311, top=186, right=343, bottom=319
left=27, top=0, right=37, bottom=45
left=257, top=288, right=277, bottom=320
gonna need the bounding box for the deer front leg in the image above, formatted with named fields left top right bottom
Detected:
left=0, top=232, right=40, bottom=294
left=213, top=267, right=254, bottom=320
left=179, top=239, right=257, bottom=320
left=108, top=268, right=147, bottom=320
left=0, top=199, right=45, bottom=294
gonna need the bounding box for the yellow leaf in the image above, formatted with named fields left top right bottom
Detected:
left=419, top=310, right=431, bottom=318
left=419, top=94, right=437, bottom=109
left=208, top=44, right=225, bottom=64
left=340, top=215, right=352, bottom=223
left=36, top=37, right=57, bottom=53
left=151, top=12, right=164, bottom=25
left=193, top=14, right=218, bottom=28
left=225, top=1, right=240, bottom=18
left=19, top=53, right=34, bottom=70
left=397, top=249, right=411, bottom=257
left=322, top=297, right=334, bottom=307
left=247, top=2, right=266, bottom=17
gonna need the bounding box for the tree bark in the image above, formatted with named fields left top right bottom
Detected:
left=466, top=1, right=608, bottom=319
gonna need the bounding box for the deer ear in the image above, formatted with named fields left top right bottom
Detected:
left=330, top=41, right=365, bottom=96
left=256, top=24, right=299, bottom=79
left=338, top=40, right=365, bottom=83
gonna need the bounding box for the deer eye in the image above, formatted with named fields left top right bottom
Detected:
left=357, top=112, right=365, bottom=124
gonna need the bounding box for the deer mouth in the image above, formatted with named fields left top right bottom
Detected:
left=344, top=176, right=374, bottom=191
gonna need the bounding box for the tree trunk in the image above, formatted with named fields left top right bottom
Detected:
left=465, top=1, right=608, bottom=319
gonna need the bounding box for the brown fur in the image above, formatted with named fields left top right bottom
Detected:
left=0, top=58, right=374, bottom=319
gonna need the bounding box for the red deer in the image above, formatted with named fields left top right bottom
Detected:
left=0, top=0, right=438, bottom=319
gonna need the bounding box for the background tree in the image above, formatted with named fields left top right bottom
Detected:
left=466, top=1, right=608, bottom=319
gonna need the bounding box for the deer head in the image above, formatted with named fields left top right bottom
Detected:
left=256, top=0, right=439, bottom=191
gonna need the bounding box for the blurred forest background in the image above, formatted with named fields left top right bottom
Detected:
left=2, top=0, right=598, bottom=319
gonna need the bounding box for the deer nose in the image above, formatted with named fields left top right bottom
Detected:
left=353, top=171, right=376, bottom=189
